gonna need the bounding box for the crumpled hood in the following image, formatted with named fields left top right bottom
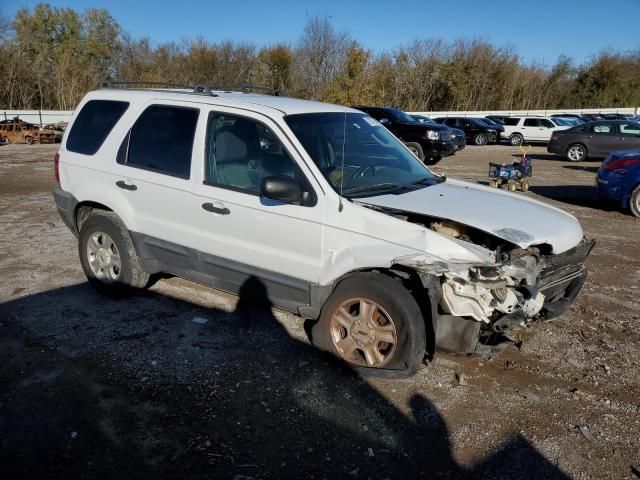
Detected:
left=357, top=178, right=584, bottom=253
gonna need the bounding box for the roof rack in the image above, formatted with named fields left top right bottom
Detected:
left=194, top=84, right=285, bottom=97
left=101, top=80, right=285, bottom=97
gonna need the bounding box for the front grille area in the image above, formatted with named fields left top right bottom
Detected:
left=538, top=237, right=595, bottom=294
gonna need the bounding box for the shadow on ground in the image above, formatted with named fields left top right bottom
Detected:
left=529, top=184, right=619, bottom=210
left=0, top=279, right=570, bottom=479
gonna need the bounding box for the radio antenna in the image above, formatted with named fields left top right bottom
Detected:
left=338, top=106, right=347, bottom=212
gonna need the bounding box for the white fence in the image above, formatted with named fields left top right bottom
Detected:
left=1, top=110, right=73, bottom=125
left=410, top=107, right=639, bottom=118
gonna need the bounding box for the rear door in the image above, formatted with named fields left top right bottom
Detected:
left=588, top=123, right=619, bottom=156
left=616, top=122, right=640, bottom=150
left=111, top=102, right=201, bottom=258
left=521, top=118, right=541, bottom=140
left=191, top=107, right=325, bottom=299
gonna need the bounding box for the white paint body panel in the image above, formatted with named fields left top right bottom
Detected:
left=357, top=178, right=583, bottom=254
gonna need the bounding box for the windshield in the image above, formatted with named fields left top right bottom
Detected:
left=552, top=117, right=573, bottom=126
left=412, top=115, right=437, bottom=125
left=388, top=108, right=418, bottom=124
left=472, top=118, right=494, bottom=127
left=284, top=112, right=436, bottom=198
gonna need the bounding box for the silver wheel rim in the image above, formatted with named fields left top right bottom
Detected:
left=476, top=135, right=487, bottom=145
left=408, top=145, right=419, bottom=156
left=329, top=298, right=397, bottom=368
left=86, top=231, right=121, bottom=283
left=568, top=146, right=584, bottom=161
left=511, top=135, right=522, bottom=145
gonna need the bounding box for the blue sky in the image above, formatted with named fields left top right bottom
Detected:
left=4, top=0, right=640, bottom=65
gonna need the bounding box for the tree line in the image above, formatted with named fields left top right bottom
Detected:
left=1, top=4, right=639, bottom=112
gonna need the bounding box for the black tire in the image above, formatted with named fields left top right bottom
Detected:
left=25, top=136, right=34, bottom=145
left=78, top=210, right=149, bottom=295
left=405, top=142, right=425, bottom=161
left=473, top=133, right=488, bottom=146
left=566, top=143, right=587, bottom=162
left=630, top=185, right=640, bottom=218
left=311, top=272, right=426, bottom=378
left=510, top=133, right=523, bottom=146
left=2, top=136, right=10, bottom=145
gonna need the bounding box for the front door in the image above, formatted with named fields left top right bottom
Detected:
left=191, top=108, right=325, bottom=304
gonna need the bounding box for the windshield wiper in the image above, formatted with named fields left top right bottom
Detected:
left=343, top=182, right=401, bottom=195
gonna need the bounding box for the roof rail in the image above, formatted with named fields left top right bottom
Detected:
left=102, top=80, right=285, bottom=97
left=195, top=84, right=285, bottom=96
left=101, top=80, right=195, bottom=90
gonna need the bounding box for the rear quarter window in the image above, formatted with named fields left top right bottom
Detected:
left=67, top=100, right=129, bottom=155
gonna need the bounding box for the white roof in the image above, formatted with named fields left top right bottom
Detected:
left=87, top=87, right=360, bottom=116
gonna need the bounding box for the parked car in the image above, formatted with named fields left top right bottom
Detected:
left=500, top=116, right=571, bottom=146
left=53, top=82, right=593, bottom=376
left=548, top=121, right=640, bottom=161
left=596, top=149, right=640, bottom=217
left=411, top=114, right=466, bottom=152
left=551, top=117, right=583, bottom=127
left=353, top=106, right=455, bottom=163
left=434, top=117, right=501, bottom=145
left=0, top=119, right=57, bottom=145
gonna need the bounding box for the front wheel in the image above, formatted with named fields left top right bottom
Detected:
left=630, top=185, right=640, bottom=218
left=566, top=143, right=587, bottom=162
left=79, top=210, right=150, bottom=295
left=405, top=142, right=425, bottom=161
left=474, top=133, right=488, bottom=146
left=311, top=272, right=426, bottom=377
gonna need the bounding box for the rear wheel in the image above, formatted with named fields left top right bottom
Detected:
left=79, top=210, right=149, bottom=295
left=405, top=142, right=425, bottom=161
left=2, top=136, right=10, bottom=145
left=510, top=133, right=523, bottom=146
left=630, top=185, right=640, bottom=218
left=567, top=143, right=587, bottom=162
left=474, top=133, right=488, bottom=146
left=521, top=179, right=530, bottom=192
left=311, top=272, right=426, bottom=377
left=25, top=136, right=34, bottom=145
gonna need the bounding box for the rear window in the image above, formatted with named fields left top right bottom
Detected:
left=67, top=100, right=129, bottom=155
left=503, top=117, right=520, bottom=126
left=119, top=105, right=199, bottom=178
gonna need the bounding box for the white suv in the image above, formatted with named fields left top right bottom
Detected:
left=501, top=116, right=571, bottom=145
left=53, top=83, right=593, bottom=376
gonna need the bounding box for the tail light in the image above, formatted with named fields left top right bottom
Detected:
left=54, top=152, right=60, bottom=185
left=604, top=154, right=640, bottom=171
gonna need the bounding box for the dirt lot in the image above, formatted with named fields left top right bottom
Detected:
left=1, top=143, right=639, bottom=479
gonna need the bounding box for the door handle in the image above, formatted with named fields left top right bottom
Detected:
left=202, top=202, right=230, bottom=215
left=116, top=180, right=137, bottom=191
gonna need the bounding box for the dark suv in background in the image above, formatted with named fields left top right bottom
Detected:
left=353, top=106, right=455, bottom=164
left=434, top=117, right=503, bottom=145
left=411, top=114, right=466, bottom=152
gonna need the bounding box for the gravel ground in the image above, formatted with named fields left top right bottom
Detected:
left=1, top=143, right=639, bottom=479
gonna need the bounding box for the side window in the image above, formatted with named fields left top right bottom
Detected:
left=541, top=119, right=555, bottom=128
left=205, top=113, right=304, bottom=196
left=67, top=100, right=129, bottom=155
left=524, top=118, right=540, bottom=127
left=619, top=123, right=640, bottom=136
left=591, top=123, right=613, bottom=134
left=504, top=117, right=520, bottom=126
left=122, top=105, right=199, bottom=178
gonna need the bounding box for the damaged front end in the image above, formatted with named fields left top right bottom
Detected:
left=364, top=204, right=595, bottom=354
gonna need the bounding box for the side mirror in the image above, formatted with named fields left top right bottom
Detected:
left=260, top=175, right=302, bottom=205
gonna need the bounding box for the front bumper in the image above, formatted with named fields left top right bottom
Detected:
left=428, top=141, right=456, bottom=157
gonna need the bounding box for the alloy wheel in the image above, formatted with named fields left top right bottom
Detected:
left=329, top=298, right=397, bottom=368
left=86, top=231, right=121, bottom=283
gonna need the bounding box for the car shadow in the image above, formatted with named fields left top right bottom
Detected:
left=512, top=153, right=565, bottom=161
left=0, top=279, right=571, bottom=479
left=562, top=165, right=600, bottom=173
